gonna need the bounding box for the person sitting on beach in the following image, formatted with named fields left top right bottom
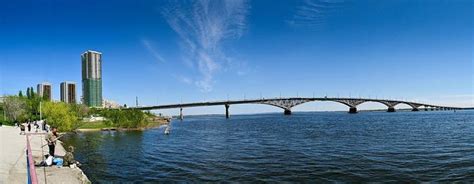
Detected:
left=45, top=127, right=58, bottom=157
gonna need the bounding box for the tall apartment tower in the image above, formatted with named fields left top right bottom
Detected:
left=37, top=82, right=52, bottom=101
left=60, top=82, right=77, bottom=104
left=81, top=50, right=103, bottom=107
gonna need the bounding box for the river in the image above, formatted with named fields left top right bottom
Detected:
left=62, top=110, right=474, bottom=182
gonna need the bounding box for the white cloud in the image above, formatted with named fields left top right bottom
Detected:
left=162, top=0, right=249, bottom=92
left=289, top=0, right=346, bottom=28
left=141, top=39, right=166, bottom=63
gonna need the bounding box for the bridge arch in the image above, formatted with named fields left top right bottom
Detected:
left=291, top=100, right=357, bottom=112
left=356, top=101, right=392, bottom=111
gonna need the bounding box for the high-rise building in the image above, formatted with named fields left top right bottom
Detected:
left=60, top=81, right=77, bottom=104
left=37, top=82, right=52, bottom=101
left=82, top=50, right=103, bottom=107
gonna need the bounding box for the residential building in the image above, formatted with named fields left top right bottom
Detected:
left=60, top=81, right=77, bottom=104
left=37, top=82, right=52, bottom=101
left=81, top=50, right=103, bottom=107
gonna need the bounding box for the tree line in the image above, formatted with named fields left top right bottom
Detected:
left=1, top=87, right=156, bottom=131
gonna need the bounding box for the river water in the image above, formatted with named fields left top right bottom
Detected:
left=62, top=111, right=474, bottom=182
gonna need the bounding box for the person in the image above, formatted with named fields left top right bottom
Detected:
left=34, top=121, right=39, bottom=132
left=45, top=127, right=58, bottom=157
left=63, top=146, right=76, bottom=167
left=27, top=121, right=31, bottom=132
left=42, top=121, right=47, bottom=132
left=20, top=124, right=25, bottom=135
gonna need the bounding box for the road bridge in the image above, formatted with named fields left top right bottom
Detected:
left=130, top=97, right=461, bottom=119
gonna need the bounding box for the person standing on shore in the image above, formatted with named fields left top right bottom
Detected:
left=27, top=121, right=31, bottom=132
left=42, top=120, right=47, bottom=132
left=45, top=127, right=58, bottom=157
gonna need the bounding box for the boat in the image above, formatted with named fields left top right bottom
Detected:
left=164, top=125, right=171, bottom=135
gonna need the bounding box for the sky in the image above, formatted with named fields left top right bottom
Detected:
left=0, top=0, right=472, bottom=115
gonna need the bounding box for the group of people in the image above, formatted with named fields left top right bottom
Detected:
left=17, top=120, right=50, bottom=135
left=15, top=120, right=76, bottom=167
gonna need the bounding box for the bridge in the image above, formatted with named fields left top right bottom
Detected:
left=130, top=97, right=461, bottom=119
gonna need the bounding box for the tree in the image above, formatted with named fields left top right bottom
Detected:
left=18, top=91, right=23, bottom=98
left=70, top=104, right=90, bottom=119
left=26, top=88, right=31, bottom=99
left=30, top=87, right=36, bottom=99
left=42, top=102, right=78, bottom=131
left=3, top=96, right=26, bottom=122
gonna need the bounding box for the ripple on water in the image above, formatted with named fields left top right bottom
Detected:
left=62, top=111, right=474, bottom=182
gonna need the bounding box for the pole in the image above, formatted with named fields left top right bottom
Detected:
left=39, top=101, right=42, bottom=121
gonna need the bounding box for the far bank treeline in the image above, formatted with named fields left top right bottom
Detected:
left=0, top=88, right=164, bottom=131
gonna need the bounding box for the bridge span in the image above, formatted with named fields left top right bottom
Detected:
left=130, top=97, right=461, bottom=119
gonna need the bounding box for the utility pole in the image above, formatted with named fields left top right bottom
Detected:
left=39, top=101, right=42, bottom=120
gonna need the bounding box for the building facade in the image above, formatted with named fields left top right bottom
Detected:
left=37, top=82, right=52, bottom=101
left=60, top=82, right=77, bottom=104
left=82, top=50, right=103, bottom=107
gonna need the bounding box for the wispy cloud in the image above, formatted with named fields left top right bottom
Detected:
left=162, top=0, right=249, bottom=92
left=289, top=0, right=346, bottom=28
left=142, top=39, right=166, bottom=63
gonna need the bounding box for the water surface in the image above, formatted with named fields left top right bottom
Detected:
left=63, top=111, right=474, bottom=182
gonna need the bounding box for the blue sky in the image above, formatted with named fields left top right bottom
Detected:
left=0, top=0, right=472, bottom=115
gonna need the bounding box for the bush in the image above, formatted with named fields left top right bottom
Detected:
left=42, top=102, right=79, bottom=131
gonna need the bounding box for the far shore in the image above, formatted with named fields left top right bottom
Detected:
left=75, top=118, right=170, bottom=132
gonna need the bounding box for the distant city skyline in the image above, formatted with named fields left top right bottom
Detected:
left=0, top=0, right=472, bottom=115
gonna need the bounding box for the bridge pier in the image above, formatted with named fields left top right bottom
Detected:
left=349, top=107, right=357, bottom=114
left=225, top=104, right=230, bottom=119
left=284, top=109, right=292, bottom=115
left=412, top=108, right=419, bottom=112
left=179, top=108, right=184, bottom=120
left=387, top=107, right=396, bottom=112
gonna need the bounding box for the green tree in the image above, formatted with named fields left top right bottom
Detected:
left=70, top=104, right=90, bottom=119
left=18, top=91, right=23, bottom=98
left=26, top=88, right=31, bottom=99
left=42, top=102, right=78, bottom=131
left=3, top=96, right=26, bottom=122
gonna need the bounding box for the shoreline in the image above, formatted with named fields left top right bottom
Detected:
left=0, top=125, right=91, bottom=184
left=76, top=119, right=170, bottom=132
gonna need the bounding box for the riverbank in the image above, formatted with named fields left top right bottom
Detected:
left=0, top=126, right=90, bottom=184
left=76, top=117, right=170, bottom=132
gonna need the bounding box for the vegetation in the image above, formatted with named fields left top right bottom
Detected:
left=90, top=109, right=158, bottom=129
left=1, top=87, right=165, bottom=131
left=42, top=101, right=81, bottom=131
left=79, top=121, right=110, bottom=129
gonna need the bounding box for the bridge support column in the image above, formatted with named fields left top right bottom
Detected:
left=387, top=107, right=396, bottom=112
left=284, top=109, right=292, bottom=115
left=412, top=108, right=419, bottom=112
left=225, top=104, right=230, bottom=119
left=179, top=108, right=184, bottom=120
left=349, top=107, right=357, bottom=114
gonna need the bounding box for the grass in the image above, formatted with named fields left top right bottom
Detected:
left=77, top=121, right=113, bottom=129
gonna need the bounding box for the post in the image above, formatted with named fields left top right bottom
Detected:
left=284, top=109, right=292, bottom=115
left=349, top=107, right=357, bottom=114
left=387, top=107, right=396, bottom=112
left=39, top=101, right=42, bottom=120
left=225, top=104, right=230, bottom=119
left=179, top=108, right=183, bottom=120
